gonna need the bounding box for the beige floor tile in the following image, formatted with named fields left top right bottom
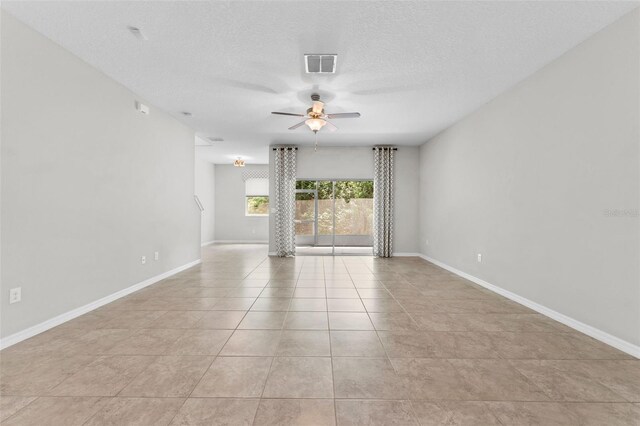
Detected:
left=412, top=401, right=501, bottom=426
left=219, top=330, right=281, bottom=356
left=170, top=398, right=259, bottom=425
left=293, top=288, right=327, bottom=298
left=254, top=399, right=335, bottom=426
left=328, top=312, right=374, bottom=330
left=565, top=360, right=640, bottom=402
left=333, top=357, right=410, bottom=399
left=361, top=298, right=404, bottom=312
left=107, top=328, right=185, bottom=355
left=260, top=288, right=295, bottom=298
left=277, top=330, right=331, bottom=356
left=327, top=299, right=366, bottom=312
left=564, top=402, right=640, bottom=425
left=263, top=357, right=334, bottom=398
left=119, top=356, right=212, bottom=397
left=193, top=310, right=246, bottom=329
left=330, top=331, right=386, bottom=357
left=212, top=298, right=256, bottom=310
left=289, top=298, right=327, bottom=311
left=391, top=358, right=469, bottom=400
left=251, top=297, right=292, bottom=311
left=148, top=311, right=207, bottom=329
left=61, top=328, right=136, bottom=354
left=224, top=288, right=264, bottom=298
left=356, top=288, right=392, bottom=298
left=326, top=288, right=359, bottom=298
left=336, top=400, right=417, bottom=425
left=162, top=297, right=220, bottom=311
left=165, top=329, right=232, bottom=356
left=239, top=311, right=288, bottom=329
left=284, top=311, right=329, bottom=330
left=370, top=312, right=420, bottom=331
left=99, top=310, right=167, bottom=329
left=487, top=401, right=580, bottom=425
left=84, top=397, right=185, bottom=426
left=0, top=396, right=36, bottom=422
left=48, top=355, right=152, bottom=396
left=510, top=360, right=628, bottom=401
left=191, top=357, right=272, bottom=397
left=2, top=397, right=110, bottom=426
left=448, top=359, right=550, bottom=401
left=1, top=354, right=96, bottom=396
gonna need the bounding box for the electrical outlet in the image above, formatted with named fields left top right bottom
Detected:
left=154, top=251, right=159, bottom=261
left=141, top=256, right=146, bottom=265
left=9, top=287, right=21, bottom=304
left=477, top=253, right=482, bottom=263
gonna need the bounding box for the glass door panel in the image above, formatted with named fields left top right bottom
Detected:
left=295, top=179, right=373, bottom=255
left=295, top=191, right=316, bottom=246
left=334, top=181, right=374, bottom=247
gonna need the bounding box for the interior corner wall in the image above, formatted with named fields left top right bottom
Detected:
left=418, top=9, right=640, bottom=346
left=195, top=159, right=216, bottom=245
left=268, top=146, right=420, bottom=254
left=0, top=11, right=201, bottom=339
left=214, top=164, right=269, bottom=242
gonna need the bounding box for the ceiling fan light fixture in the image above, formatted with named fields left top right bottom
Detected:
left=233, top=158, right=245, bottom=167
left=305, top=118, right=326, bottom=132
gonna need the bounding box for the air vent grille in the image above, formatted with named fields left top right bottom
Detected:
left=305, top=54, right=337, bottom=73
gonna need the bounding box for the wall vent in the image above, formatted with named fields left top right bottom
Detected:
left=305, top=54, right=337, bottom=73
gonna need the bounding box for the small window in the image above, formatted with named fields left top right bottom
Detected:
left=246, top=196, right=269, bottom=216
left=245, top=177, right=269, bottom=216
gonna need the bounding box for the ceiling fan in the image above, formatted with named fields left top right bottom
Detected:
left=271, top=93, right=360, bottom=134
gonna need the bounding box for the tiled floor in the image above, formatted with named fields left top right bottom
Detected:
left=1, top=244, right=638, bottom=425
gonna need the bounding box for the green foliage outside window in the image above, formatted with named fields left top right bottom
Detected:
left=247, top=196, right=269, bottom=215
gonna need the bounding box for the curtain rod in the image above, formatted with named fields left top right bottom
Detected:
left=272, top=147, right=298, bottom=150
left=372, top=147, right=398, bottom=150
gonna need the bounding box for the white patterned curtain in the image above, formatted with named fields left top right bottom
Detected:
left=274, top=147, right=297, bottom=257
left=373, top=147, right=395, bottom=257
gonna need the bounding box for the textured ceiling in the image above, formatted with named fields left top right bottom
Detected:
left=3, top=1, right=637, bottom=164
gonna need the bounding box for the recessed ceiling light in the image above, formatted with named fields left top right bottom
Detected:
left=181, top=111, right=192, bottom=117
left=127, top=26, right=148, bottom=41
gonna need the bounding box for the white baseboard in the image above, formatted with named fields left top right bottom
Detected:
left=268, top=252, right=278, bottom=256
left=417, top=253, right=640, bottom=359
left=393, top=252, right=422, bottom=257
left=201, top=240, right=216, bottom=247
left=210, top=240, right=268, bottom=244
left=0, top=259, right=202, bottom=350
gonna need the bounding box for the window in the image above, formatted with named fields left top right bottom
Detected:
left=245, top=178, right=269, bottom=216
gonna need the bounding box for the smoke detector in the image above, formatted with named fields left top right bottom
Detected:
left=304, top=54, right=337, bottom=74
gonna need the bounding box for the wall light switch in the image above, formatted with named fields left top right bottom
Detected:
left=141, top=256, right=146, bottom=265
left=9, top=287, right=21, bottom=304
left=477, top=253, right=482, bottom=263
left=154, top=251, right=159, bottom=261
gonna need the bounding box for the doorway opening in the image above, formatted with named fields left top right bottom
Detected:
left=295, top=180, right=373, bottom=255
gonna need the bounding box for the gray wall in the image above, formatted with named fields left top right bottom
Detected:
left=418, top=10, right=639, bottom=346
left=214, top=164, right=269, bottom=242
left=1, top=12, right=200, bottom=338
left=268, top=146, right=420, bottom=254
left=195, top=158, right=216, bottom=244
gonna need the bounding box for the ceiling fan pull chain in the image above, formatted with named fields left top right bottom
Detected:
left=314, top=132, right=318, bottom=151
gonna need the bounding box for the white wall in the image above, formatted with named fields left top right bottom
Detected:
left=418, top=10, right=639, bottom=347
left=195, top=159, right=216, bottom=245
left=0, top=12, right=200, bottom=339
left=268, top=146, right=420, bottom=254
left=214, top=164, right=269, bottom=242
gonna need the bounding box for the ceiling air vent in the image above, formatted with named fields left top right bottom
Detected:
left=305, top=54, right=337, bottom=74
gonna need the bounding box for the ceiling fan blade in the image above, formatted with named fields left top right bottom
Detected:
left=288, top=121, right=307, bottom=130
left=272, top=112, right=305, bottom=117
left=326, top=112, right=361, bottom=119
left=324, top=121, right=338, bottom=132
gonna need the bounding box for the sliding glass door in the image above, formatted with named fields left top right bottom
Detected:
left=295, top=180, right=373, bottom=255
